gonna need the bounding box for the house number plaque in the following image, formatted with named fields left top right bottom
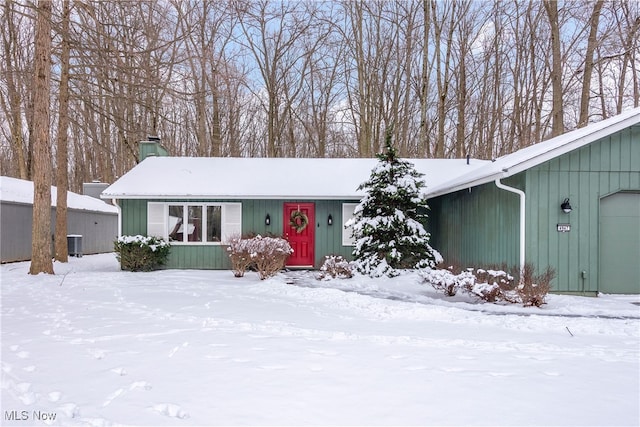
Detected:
left=557, top=223, right=571, bottom=232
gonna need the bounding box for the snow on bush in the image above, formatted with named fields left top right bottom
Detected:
left=421, top=267, right=474, bottom=296
left=317, top=255, right=354, bottom=280
left=420, top=263, right=553, bottom=307
left=348, top=131, right=442, bottom=278
left=226, top=235, right=255, bottom=277
left=114, top=235, right=170, bottom=272
left=226, top=235, right=293, bottom=280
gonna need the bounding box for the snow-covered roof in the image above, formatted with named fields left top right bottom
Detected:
left=101, top=157, right=490, bottom=200
left=427, top=107, right=640, bottom=197
left=0, top=176, right=118, bottom=213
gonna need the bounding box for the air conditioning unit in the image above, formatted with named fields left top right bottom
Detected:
left=67, top=235, right=83, bottom=257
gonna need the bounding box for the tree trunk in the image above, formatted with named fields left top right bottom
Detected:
left=2, top=1, right=29, bottom=179
left=29, top=0, right=54, bottom=275
left=419, top=0, right=431, bottom=157
left=578, top=0, right=603, bottom=128
left=54, top=0, right=71, bottom=262
left=543, top=0, right=564, bottom=137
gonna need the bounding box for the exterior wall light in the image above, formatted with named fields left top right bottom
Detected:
left=265, top=213, right=271, bottom=226
left=561, top=198, right=572, bottom=213
left=327, top=214, right=333, bottom=226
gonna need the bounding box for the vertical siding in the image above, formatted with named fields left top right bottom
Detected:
left=1, top=202, right=117, bottom=262
left=429, top=176, right=522, bottom=269
left=119, top=198, right=358, bottom=269
left=525, top=124, right=640, bottom=293
left=430, top=124, right=639, bottom=294
left=315, top=200, right=355, bottom=265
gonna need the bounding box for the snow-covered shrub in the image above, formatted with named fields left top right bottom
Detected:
left=226, top=235, right=255, bottom=277
left=348, top=130, right=442, bottom=277
left=420, top=267, right=474, bottom=296
left=317, top=255, right=353, bottom=280
left=227, top=235, right=293, bottom=280
left=423, top=262, right=553, bottom=306
left=514, top=264, right=555, bottom=307
left=469, top=269, right=515, bottom=302
left=114, top=235, right=170, bottom=272
left=251, top=235, right=293, bottom=280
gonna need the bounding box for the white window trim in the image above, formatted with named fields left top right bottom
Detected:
left=147, top=202, right=241, bottom=246
left=342, top=203, right=358, bottom=246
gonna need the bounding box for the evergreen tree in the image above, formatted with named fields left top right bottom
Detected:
left=347, top=132, right=442, bottom=277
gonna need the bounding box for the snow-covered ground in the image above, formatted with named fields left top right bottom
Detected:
left=1, top=254, right=639, bottom=426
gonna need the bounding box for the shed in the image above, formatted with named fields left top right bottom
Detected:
left=427, top=108, right=640, bottom=295
left=0, top=177, right=119, bottom=263
left=101, top=152, right=488, bottom=270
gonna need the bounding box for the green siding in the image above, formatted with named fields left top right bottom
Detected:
left=119, top=198, right=358, bottom=270
left=431, top=124, right=640, bottom=294
left=139, top=141, right=168, bottom=161
left=525, top=124, right=640, bottom=293
left=429, top=175, right=522, bottom=269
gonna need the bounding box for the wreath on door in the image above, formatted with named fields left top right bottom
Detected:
left=289, top=210, right=309, bottom=233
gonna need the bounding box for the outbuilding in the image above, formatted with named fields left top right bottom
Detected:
left=0, top=176, right=119, bottom=263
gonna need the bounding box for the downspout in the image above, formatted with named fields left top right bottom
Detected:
left=112, top=199, right=122, bottom=237
left=494, top=178, right=525, bottom=276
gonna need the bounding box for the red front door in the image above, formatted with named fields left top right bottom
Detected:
left=283, top=203, right=315, bottom=267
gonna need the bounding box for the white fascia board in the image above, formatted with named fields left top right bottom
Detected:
left=426, top=172, right=503, bottom=198
left=101, top=194, right=364, bottom=201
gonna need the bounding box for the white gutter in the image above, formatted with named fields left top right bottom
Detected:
left=494, top=178, right=525, bottom=277
left=112, top=199, right=122, bottom=237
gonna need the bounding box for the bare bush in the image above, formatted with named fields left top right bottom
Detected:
left=420, top=267, right=474, bottom=296
left=422, top=263, right=553, bottom=307
left=515, top=264, right=555, bottom=307
left=227, top=235, right=293, bottom=280
left=468, top=269, right=515, bottom=302
left=252, top=236, right=293, bottom=280
left=226, top=235, right=255, bottom=277
left=317, top=255, right=353, bottom=280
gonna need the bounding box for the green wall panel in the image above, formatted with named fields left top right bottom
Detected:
left=524, top=125, right=640, bottom=293
left=431, top=124, right=639, bottom=294
left=119, top=198, right=358, bottom=270
left=429, top=175, right=522, bottom=269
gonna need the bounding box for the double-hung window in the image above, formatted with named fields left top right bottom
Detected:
left=147, top=202, right=241, bottom=244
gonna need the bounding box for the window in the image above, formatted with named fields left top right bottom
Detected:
left=148, top=202, right=241, bottom=244
left=342, top=203, right=358, bottom=246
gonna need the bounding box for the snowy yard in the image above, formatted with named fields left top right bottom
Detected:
left=1, top=254, right=639, bottom=426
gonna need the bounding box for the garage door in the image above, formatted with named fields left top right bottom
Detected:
left=599, top=192, right=640, bottom=294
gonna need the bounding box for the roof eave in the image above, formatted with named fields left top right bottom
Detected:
left=101, top=194, right=363, bottom=201
left=426, top=171, right=505, bottom=198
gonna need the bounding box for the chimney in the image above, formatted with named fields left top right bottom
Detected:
left=139, top=137, right=168, bottom=161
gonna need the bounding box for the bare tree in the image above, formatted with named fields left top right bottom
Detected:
left=578, top=0, right=604, bottom=127
left=1, top=0, right=32, bottom=179
left=29, top=0, right=54, bottom=275
left=431, top=0, right=458, bottom=157
left=543, top=0, right=564, bottom=137
left=418, top=0, right=433, bottom=157
left=54, top=0, right=71, bottom=262
left=613, top=1, right=640, bottom=113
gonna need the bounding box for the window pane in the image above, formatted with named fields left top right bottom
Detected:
left=207, top=206, right=222, bottom=242
left=168, top=205, right=184, bottom=242
left=188, top=206, right=202, bottom=242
